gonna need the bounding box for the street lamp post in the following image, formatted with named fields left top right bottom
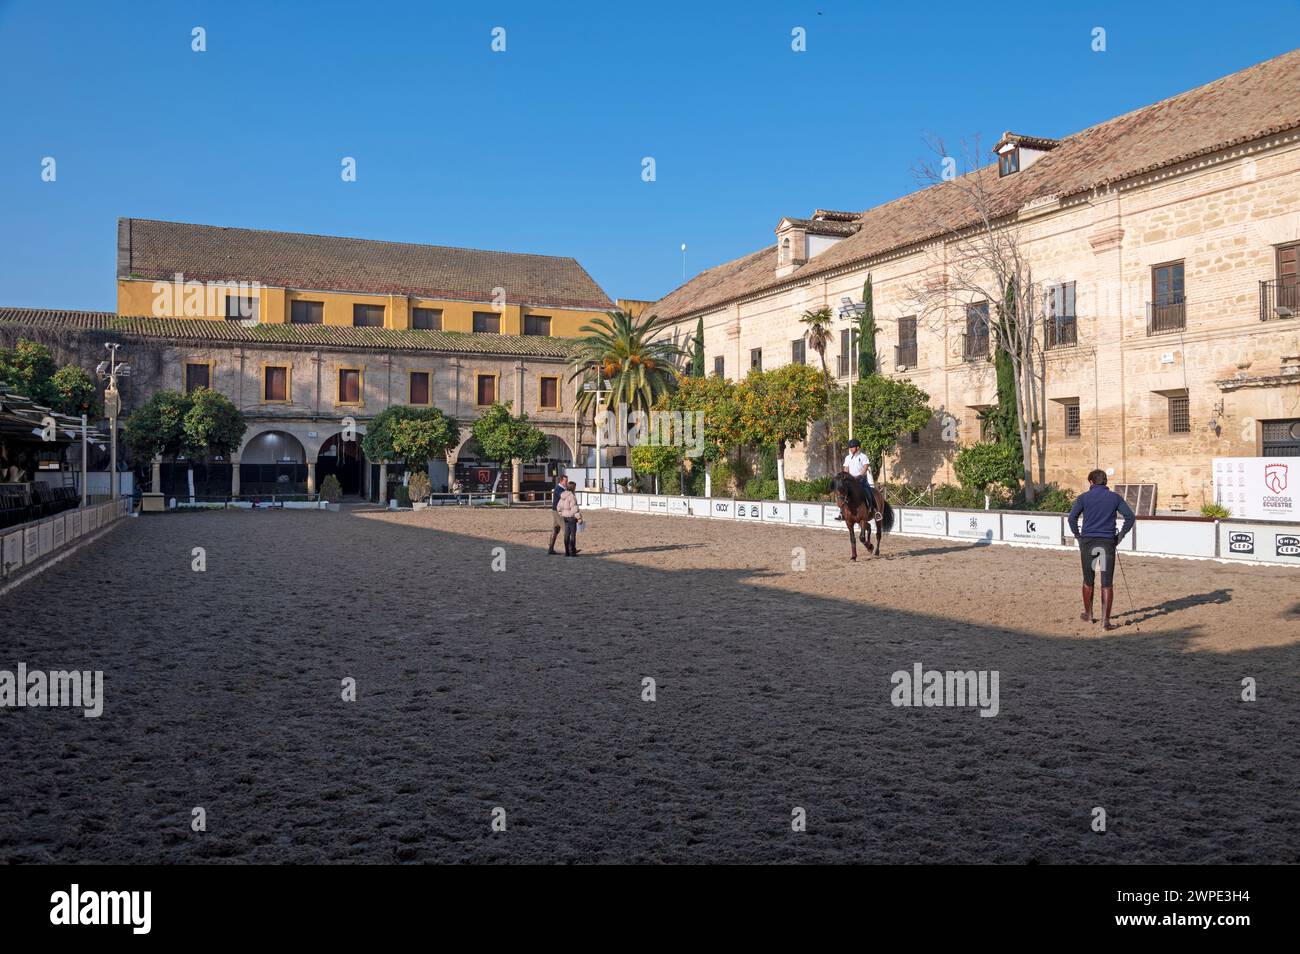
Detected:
left=837, top=297, right=866, bottom=442
left=96, top=343, right=131, bottom=500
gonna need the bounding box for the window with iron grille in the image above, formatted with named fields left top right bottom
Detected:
left=1168, top=392, right=1190, bottom=434
left=791, top=339, right=806, bottom=364
left=224, top=294, right=258, bottom=321
left=713, top=356, right=724, bottom=377
left=473, top=311, right=501, bottom=334
left=838, top=327, right=858, bottom=376
left=290, top=300, right=323, bottom=324
left=750, top=348, right=762, bottom=371
left=1262, top=418, right=1300, bottom=456
left=412, top=308, right=442, bottom=330
left=1045, top=282, right=1077, bottom=348
left=964, top=302, right=990, bottom=359
left=353, top=304, right=385, bottom=327
left=1065, top=401, right=1081, bottom=438
left=524, top=314, right=552, bottom=336
left=897, top=316, right=918, bottom=366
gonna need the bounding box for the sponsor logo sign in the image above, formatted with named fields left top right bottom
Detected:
left=1277, top=534, right=1300, bottom=557
left=734, top=501, right=762, bottom=520
left=1213, top=457, right=1298, bottom=521
left=899, top=509, right=947, bottom=536
left=667, top=497, right=689, bottom=515
left=1228, top=531, right=1254, bottom=555
left=1005, top=514, right=1062, bottom=546
left=790, top=503, right=823, bottom=526
left=648, top=496, right=668, bottom=512
left=762, top=502, right=790, bottom=523
left=951, top=512, right=999, bottom=541
left=710, top=499, right=734, bottom=518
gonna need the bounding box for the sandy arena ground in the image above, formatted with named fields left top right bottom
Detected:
left=1, top=503, right=1297, bottom=864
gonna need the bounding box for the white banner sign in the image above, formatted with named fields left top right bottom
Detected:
left=790, top=502, right=823, bottom=526
left=949, top=511, right=1000, bottom=541
left=667, top=497, right=689, bottom=515
left=734, top=501, right=762, bottom=521
left=761, top=502, right=790, bottom=523
left=1213, top=457, right=1300, bottom=522
left=1004, top=513, right=1063, bottom=546
left=899, top=508, right=947, bottom=536
left=710, top=499, right=734, bottom=519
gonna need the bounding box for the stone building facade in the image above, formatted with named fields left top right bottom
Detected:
left=651, top=49, right=1300, bottom=510
left=0, top=310, right=583, bottom=499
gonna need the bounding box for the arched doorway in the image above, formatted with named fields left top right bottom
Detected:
left=240, top=430, right=308, bottom=495
left=316, top=433, right=366, bottom=496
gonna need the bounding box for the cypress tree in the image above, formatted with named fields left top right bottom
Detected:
left=691, top=316, right=705, bottom=377
left=858, top=274, right=877, bottom=378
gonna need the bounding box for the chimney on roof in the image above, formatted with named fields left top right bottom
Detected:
left=994, top=131, right=1061, bottom=177
left=774, top=211, right=860, bottom=278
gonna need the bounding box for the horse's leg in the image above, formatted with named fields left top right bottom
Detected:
left=872, top=514, right=884, bottom=556
left=846, top=518, right=858, bottom=560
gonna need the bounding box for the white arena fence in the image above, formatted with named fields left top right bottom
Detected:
left=574, top=492, right=1300, bottom=568
left=1, top=497, right=132, bottom=581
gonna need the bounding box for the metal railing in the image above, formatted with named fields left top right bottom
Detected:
left=894, top=343, right=918, bottom=368
left=1044, top=316, right=1078, bottom=350
left=1146, top=298, right=1186, bottom=335
left=1260, top=278, right=1299, bottom=321
left=961, top=331, right=990, bottom=361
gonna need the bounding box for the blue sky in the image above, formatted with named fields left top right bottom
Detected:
left=1, top=0, right=1296, bottom=311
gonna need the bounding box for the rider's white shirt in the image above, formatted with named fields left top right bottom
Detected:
left=844, top=451, right=873, bottom=482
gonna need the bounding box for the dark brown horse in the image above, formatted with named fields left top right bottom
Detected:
left=830, top=473, right=894, bottom=560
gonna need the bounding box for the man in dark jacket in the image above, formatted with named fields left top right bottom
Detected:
left=1068, top=469, right=1136, bottom=631
left=547, top=476, right=567, bottom=555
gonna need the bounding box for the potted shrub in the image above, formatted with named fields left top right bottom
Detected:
left=320, top=474, right=343, bottom=512
left=408, top=471, right=431, bottom=510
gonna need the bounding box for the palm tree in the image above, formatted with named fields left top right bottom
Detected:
left=566, top=310, right=685, bottom=416
left=800, top=307, right=837, bottom=472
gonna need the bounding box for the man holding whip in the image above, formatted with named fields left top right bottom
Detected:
left=1068, top=469, right=1136, bottom=631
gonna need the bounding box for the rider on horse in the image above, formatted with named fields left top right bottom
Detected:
left=843, top=439, right=877, bottom=514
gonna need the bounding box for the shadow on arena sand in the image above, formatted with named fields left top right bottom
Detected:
left=0, top=506, right=1296, bottom=864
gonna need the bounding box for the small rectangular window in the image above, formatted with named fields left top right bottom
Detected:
left=353, top=304, right=385, bottom=327
left=337, top=368, right=362, bottom=404
left=290, top=300, right=323, bottom=324
left=750, top=348, right=762, bottom=372
left=412, top=308, right=442, bottom=330
left=713, top=356, right=724, bottom=377
left=264, top=366, right=289, bottom=402
left=909, top=429, right=920, bottom=445
left=409, top=371, right=430, bottom=405
left=524, top=314, right=552, bottom=336
left=1065, top=401, right=1081, bottom=438
left=225, top=294, right=257, bottom=321
left=184, top=362, right=211, bottom=393
left=476, top=374, right=497, bottom=405
left=473, top=312, right=501, bottom=334
left=1169, top=393, right=1190, bottom=434
left=791, top=339, right=806, bottom=365
left=539, top=376, right=559, bottom=409
left=998, top=148, right=1019, bottom=176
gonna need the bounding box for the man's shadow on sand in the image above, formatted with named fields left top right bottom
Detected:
left=1114, top=587, right=1233, bottom=626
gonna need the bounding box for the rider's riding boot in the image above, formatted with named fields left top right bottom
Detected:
left=1101, top=586, right=1115, bottom=629
left=1081, top=584, right=1094, bottom=621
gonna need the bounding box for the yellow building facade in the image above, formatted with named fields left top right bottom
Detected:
left=116, top=218, right=614, bottom=338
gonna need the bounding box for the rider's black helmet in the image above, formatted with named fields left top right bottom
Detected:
left=848, top=438, right=861, bottom=448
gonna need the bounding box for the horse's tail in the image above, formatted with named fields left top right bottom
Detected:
left=881, top=500, right=895, bottom=533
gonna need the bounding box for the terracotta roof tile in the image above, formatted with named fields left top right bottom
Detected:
left=654, top=48, right=1300, bottom=321
left=0, top=308, right=581, bottom=360
left=117, top=219, right=614, bottom=312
